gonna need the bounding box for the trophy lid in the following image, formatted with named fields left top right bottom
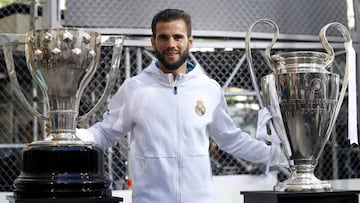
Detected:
left=271, top=51, right=331, bottom=73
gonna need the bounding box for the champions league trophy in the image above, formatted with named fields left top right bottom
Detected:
left=246, top=19, right=353, bottom=192
left=0, top=29, right=124, bottom=201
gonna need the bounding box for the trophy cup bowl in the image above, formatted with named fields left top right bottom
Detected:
left=261, top=52, right=339, bottom=191
left=1, top=28, right=123, bottom=200
left=246, top=19, right=351, bottom=192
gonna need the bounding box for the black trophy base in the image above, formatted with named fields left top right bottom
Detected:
left=241, top=190, right=360, bottom=203
left=6, top=196, right=123, bottom=203
left=14, top=142, right=111, bottom=199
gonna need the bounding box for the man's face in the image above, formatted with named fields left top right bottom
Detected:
left=151, top=19, right=193, bottom=71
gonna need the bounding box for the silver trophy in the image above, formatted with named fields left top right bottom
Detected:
left=246, top=19, right=352, bottom=191
left=0, top=29, right=124, bottom=199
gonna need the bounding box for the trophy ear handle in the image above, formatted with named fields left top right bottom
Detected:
left=246, top=18, right=279, bottom=73
left=262, top=20, right=279, bottom=72
left=319, top=22, right=358, bottom=146
left=319, top=22, right=352, bottom=69
left=246, top=18, right=279, bottom=108
left=1, top=34, right=49, bottom=120
left=78, top=36, right=125, bottom=122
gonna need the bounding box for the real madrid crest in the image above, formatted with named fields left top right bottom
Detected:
left=195, top=100, right=206, bottom=116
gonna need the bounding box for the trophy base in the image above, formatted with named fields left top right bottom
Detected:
left=13, top=142, right=112, bottom=198
left=274, top=173, right=332, bottom=192
left=241, top=190, right=360, bottom=203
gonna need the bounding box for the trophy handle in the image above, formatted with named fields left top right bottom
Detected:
left=0, top=34, right=49, bottom=120
left=245, top=18, right=279, bottom=108
left=246, top=20, right=291, bottom=170
left=78, top=36, right=125, bottom=121
left=318, top=22, right=352, bottom=158
left=319, top=22, right=352, bottom=69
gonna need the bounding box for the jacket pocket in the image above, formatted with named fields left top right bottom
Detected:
left=181, top=155, right=216, bottom=203
left=132, top=156, right=178, bottom=203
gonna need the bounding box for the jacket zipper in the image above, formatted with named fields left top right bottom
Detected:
left=171, top=76, right=181, bottom=203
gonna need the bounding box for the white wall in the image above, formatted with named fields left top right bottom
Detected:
left=0, top=173, right=277, bottom=203
left=98, top=176, right=360, bottom=203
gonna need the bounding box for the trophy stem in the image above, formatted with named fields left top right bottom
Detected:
left=47, top=97, right=78, bottom=141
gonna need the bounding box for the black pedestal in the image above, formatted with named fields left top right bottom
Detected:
left=241, top=190, right=360, bottom=203
left=15, top=143, right=111, bottom=198
left=6, top=196, right=123, bottom=203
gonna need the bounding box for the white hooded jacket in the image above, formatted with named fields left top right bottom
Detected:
left=78, top=61, right=275, bottom=203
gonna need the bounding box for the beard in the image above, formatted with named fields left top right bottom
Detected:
left=155, top=46, right=190, bottom=71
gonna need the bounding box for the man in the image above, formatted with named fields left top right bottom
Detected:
left=77, top=8, right=285, bottom=203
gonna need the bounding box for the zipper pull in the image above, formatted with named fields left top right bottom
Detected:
left=173, top=86, right=178, bottom=95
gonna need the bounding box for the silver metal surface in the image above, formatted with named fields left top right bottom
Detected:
left=268, top=70, right=338, bottom=191
left=246, top=19, right=351, bottom=192
left=27, top=28, right=101, bottom=141
left=3, top=28, right=124, bottom=142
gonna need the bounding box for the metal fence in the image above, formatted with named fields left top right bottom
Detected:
left=0, top=0, right=358, bottom=191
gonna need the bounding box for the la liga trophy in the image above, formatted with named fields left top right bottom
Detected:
left=1, top=28, right=124, bottom=202
left=246, top=19, right=352, bottom=192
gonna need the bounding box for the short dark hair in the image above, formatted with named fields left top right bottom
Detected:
left=151, top=9, right=192, bottom=38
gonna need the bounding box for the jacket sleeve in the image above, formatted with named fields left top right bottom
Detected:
left=77, top=80, right=133, bottom=149
left=208, top=91, right=271, bottom=163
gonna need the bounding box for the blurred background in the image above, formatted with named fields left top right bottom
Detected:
left=0, top=0, right=359, bottom=194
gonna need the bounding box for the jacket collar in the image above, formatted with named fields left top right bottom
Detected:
left=143, top=60, right=204, bottom=86
left=154, top=60, right=195, bottom=73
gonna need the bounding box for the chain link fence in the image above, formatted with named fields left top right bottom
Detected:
left=0, top=0, right=358, bottom=191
